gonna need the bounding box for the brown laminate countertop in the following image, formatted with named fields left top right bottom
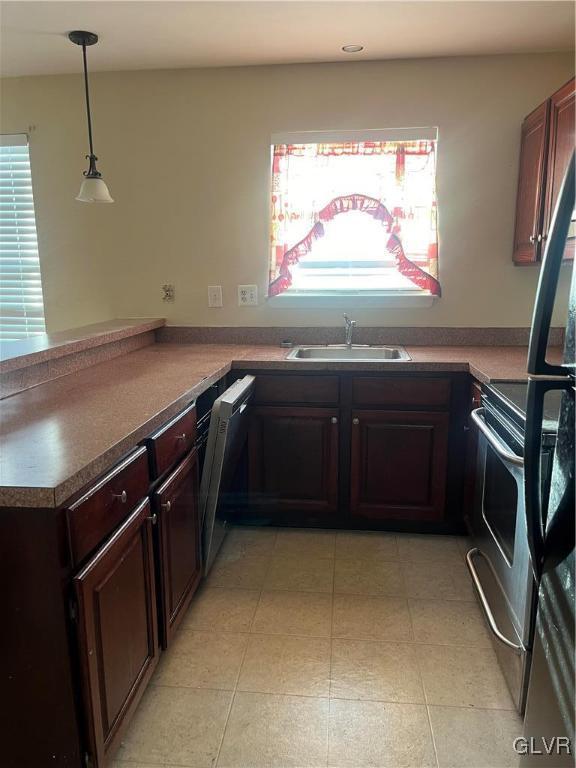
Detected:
left=0, top=342, right=552, bottom=508
left=0, top=318, right=165, bottom=373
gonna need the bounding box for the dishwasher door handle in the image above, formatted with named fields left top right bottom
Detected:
left=466, top=548, right=524, bottom=654
left=471, top=408, right=524, bottom=468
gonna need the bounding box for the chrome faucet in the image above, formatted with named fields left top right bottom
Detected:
left=343, top=314, right=356, bottom=348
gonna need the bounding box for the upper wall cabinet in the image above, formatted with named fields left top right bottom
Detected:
left=512, top=77, right=575, bottom=265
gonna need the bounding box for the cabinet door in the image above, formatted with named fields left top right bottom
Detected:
left=248, top=406, right=339, bottom=515
left=543, top=77, right=575, bottom=261
left=351, top=410, right=449, bottom=521
left=512, top=101, right=550, bottom=265
left=74, top=498, right=159, bottom=768
left=154, top=449, right=202, bottom=648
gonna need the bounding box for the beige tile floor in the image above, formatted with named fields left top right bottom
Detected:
left=112, top=526, right=524, bottom=768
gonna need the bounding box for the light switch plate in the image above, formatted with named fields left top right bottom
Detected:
left=207, top=285, right=223, bottom=308
left=238, top=284, right=258, bottom=306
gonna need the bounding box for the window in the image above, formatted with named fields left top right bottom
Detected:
left=268, top=130, right=440, bottom=301
left=0, top=134, right=46, bottom=341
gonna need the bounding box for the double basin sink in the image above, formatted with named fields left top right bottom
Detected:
left=286, top=345, right=411, bottom=361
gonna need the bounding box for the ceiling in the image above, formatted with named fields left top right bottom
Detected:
left=1, top=1, right=574, bottom=78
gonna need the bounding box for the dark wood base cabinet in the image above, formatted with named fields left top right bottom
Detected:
left=350, top=409, right=449, bottom=521
left=235, top=371, right=468, bottom=532
left=74, top=498, right=159, bottom=767
left=154, top=449, right=202, bottom=648
left=2, top=403, right=202, bottom=768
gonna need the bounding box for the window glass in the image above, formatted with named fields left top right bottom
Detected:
left=269, top=138, right=439, bottom=297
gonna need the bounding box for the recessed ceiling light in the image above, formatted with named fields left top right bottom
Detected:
left=342, top=44, right=364, bottom=53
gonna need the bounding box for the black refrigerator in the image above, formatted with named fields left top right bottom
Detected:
left=521, top=153, right=575, bottom=766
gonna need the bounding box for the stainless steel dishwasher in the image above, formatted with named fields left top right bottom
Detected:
left=199, top=375, right=255, bottom=574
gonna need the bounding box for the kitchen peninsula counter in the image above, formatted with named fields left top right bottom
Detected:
left=0, top=341, right=558, bottom=507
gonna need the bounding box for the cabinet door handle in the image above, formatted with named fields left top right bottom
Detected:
left=529, top=234, right=536, bottom=244
left=147, top=512, right=158, bottom=525
left=176, top=433, right=187, bottom=441
left=113, top=490, right=127, bottom=503
left=161, top=500, right=172, bottom=513
left=352, top=418, right=359, bottom=426
left=331, top=417, right=338, bottom=425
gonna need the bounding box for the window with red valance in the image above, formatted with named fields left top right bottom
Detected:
left=269, top=132, right=440, bottom=299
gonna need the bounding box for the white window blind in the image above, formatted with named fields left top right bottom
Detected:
left=0, top=134, right=46, bottom=341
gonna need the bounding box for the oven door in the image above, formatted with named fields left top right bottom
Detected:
left=469, top=406, right=535, bottom=713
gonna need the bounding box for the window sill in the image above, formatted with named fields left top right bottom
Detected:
left=267, top=293, right=437, bottom=309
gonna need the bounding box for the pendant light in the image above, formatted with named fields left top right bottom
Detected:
left=68, top=30, right=113, bottom=203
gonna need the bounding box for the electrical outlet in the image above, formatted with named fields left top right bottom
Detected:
left=207, top=285, right=223, bottom=308
left=162, top=284, right=175, bottom=302
left=238, top=284, right=258, bottom=306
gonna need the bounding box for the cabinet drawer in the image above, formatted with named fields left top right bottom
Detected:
left=66, top=447, right=149, bottom=566
left=253, top=375, right=340, bottom=405
left=352, top=377, right=451, bottom=409
left=147, top=403, right=197, bottom=479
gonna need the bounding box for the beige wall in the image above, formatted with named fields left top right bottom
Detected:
left=1, top=77, right=115, bottom=332
left=1, top=53, right=574, bottom=332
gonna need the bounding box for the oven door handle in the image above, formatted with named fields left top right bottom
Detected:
left=466, top=548, right=525, bottom=654
left=471, top=408, right=524, bottom=468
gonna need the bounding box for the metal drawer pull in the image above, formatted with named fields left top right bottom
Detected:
left=466, top=548, right=524, bottom=654
left=112, top=490, right=127, bottom=503
left=470, top=408, right=524, bottom=467
left=147, top=513, right=158, bottom=525
left=161, top=501, right=172, bottom=513
left=176, top=433, right=187, bottom=441
left=352, top=417, right=359, bottom=425
left=331, top=417, right=338, bottom=424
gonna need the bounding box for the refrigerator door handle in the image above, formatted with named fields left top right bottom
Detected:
left=524, top=379, right=546, bottom=581
left=527, top=153, right=575, bottom=378
left=524, top=378, right=573, bottom=582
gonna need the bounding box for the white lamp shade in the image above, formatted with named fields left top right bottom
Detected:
left=76, top=176, right=114, bottom=203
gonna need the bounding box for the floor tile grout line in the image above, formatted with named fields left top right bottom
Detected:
left=326, top=548, right=337, bottom=768
left=213, top=688, right=237, bottom=768
left=182, top=625, right=492, bottom=648
left=213, top=544, right=267, bottom=768
left=200, top=582, right=476, bottom=602
left=328, top=551, right=337, bottom=695
left=146, top=680, right=519, bottom=712
left=425, top=703, right=441, bottom=768
left=418, top=644, right=441, bottom=768
left=214, top=625, right=255, bottom=767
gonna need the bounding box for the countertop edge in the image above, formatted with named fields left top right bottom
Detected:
left=0, top=318, right=166, bottom=373
left=1, top=363, right=231, bottom=510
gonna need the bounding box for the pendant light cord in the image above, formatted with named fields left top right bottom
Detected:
left=82, top=43, right=95, bottom=158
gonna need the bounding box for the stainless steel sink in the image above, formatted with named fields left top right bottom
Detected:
left=286, top=345, right=411, bottom=361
